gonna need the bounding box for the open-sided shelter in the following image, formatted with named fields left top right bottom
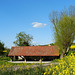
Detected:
left=8, top=46, right=59, bottom=61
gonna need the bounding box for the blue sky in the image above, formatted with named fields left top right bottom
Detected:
left=0, top=0, right=75, bottom=48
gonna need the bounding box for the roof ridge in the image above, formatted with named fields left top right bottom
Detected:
left=11, top=45, right=56, bottom=47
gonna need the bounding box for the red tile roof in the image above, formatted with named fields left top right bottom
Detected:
left=8, top=46, right=59, bottom=56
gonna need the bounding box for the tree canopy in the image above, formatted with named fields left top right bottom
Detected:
left=13, top=32, right=33, bottom=46
left=0, top=41, right=5, bottom=55
left=49, top=6, right=75, bottom=58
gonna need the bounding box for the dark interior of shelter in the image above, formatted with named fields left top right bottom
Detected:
left=10, top=56, right=59, bottom=61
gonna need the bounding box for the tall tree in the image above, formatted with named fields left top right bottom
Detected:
left=49, top=6, right=75, bottom=58
left=0, top=41, right=5, bottom=55
left=13, top=32, right=33, bottom=46
left=4, top=47, right=10, bottom=56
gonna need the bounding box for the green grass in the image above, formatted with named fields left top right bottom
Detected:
left=0, top=57, right=11, bottom=61
left=52, top=58, right=59, bottom=63
left=0, top=54, right=75, bottom=75
left=0, top=57, right=43, bottom=66
left=0, top=57, right=45, bottom=75
left=0, top=66, right=45, bottom=75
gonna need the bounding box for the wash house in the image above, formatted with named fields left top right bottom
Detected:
left=8, top=46, right=59, bottom=62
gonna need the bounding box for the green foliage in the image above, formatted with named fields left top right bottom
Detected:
left=0, top=41, right=5, bottom=55
left=50, top=43, right=54, bottom=46
left=0, top=67, right=45, bottom=75
left=0, top=40, right=10, bottom=56
left=4, top=48, right=10, bottom=56
left=0, top=57, right=11, bottom=65
left=49, top=6, right=75, bottom=58
left=13, top=32, right=33, bottom=46
left=66, top=50, right=75, bottom=56
left=55, top=15, right=75, bottom=51
left=0, top=53, right=75, bottom=75
left=0, top=57, right=11, bottom=61
left=52, top=59, right=59, bottom=62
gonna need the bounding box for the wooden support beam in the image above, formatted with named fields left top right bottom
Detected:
left=24, top=56, right=26, bottom=62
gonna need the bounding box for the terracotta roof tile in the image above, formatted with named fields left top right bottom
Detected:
left=8, top=46, right=59, bottom=56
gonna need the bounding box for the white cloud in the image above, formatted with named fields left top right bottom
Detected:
left=32, top=41, right=37, bottom=44
left=32, top=22, right=47, bottom=28
left=43, top=24, right=47, bottom=26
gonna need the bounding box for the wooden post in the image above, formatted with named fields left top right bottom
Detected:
left=24, top=56, right=26, bottom=62
left=14, top=56, right=15, bottom=61
left=40, top=56, right=42, bottom=63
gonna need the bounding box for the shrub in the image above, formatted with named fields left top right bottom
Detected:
left=43, top=53, right=75, bottom=75
left=0, top=57, right=11, bottom=61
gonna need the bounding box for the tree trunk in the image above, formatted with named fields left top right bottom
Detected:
left=60, top=49, right=65, bottom=59
left=60, top=52, right=64, bottom=59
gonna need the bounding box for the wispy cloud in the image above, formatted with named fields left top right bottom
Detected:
left=32, top=41, right=37, bottom=44
left=32, top=22, right=47, bottom=28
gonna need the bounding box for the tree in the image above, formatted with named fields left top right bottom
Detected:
left=0, top=41, right=5, bottom=55
left=50, top=43, right=54, bottom=46
left=13, top=32, right=33, bottom=46
left=49, top=6, right=75, bottom=58
left=4, top=47, right=10, bottom=56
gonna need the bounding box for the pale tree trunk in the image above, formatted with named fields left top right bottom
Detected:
left=60, top=49, right=65, bottom=59
left=60, top=52, right=64, bottom=59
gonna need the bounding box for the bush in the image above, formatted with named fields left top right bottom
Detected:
left=66, top=50, right=75, bottom=56
left=43, top=53, right=75, bottom=75
left=0, top=57, right=11, bottom=61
